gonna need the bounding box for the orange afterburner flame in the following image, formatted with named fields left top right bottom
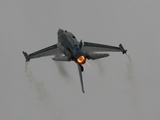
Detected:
left=77, top=56, right=86, bottom=64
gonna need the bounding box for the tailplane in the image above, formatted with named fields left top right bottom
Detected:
left=52, top=56, right=70, bottom=61
left=87, top=53, right=109, bottom=60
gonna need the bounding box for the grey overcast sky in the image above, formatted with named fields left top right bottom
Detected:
left=0, top=0, right=160, bottom=120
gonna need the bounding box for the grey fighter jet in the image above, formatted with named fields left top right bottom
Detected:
left=23, top=29, right=127, bottom=93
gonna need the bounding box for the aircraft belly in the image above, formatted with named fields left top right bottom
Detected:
left=58, top=45, right=71, bottom=57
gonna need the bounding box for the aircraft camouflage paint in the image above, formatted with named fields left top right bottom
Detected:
left=23, top=29, right=127, bottom=93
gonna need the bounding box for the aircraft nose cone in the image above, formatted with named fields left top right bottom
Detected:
left=58, top=28, right=64, bottom=34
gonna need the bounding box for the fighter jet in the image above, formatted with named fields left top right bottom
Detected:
left=23, top=29, right=127, bottom=93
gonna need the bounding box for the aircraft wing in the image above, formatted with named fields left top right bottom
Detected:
left=23, top=44, right=62, bottom=61
left=82, top=42, right=127, bottom=54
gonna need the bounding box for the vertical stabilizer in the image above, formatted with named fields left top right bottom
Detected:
left=77, top=64, right=85, bottom=93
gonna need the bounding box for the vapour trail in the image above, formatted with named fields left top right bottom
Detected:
left=53, top=54, right=70, bottom=79
left=25, top=63, right=67, bottom=119
left=55, top=61, right=70, bottom=79
left=126, top=54, right=134, bottom=84
left=25, top=62, right=49, bottom=101
left=125, top=54, right=142, bottom=120
left=96, top=60, right=105, bottom=74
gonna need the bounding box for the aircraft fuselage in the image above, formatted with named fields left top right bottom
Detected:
left=57, top=29, right=85, bottom=64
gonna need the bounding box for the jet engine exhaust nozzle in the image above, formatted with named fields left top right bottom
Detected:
left=77, top=56, right=86, bottom=64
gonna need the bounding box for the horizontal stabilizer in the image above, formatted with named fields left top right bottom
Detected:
left=23, top=51, right=30, bottom=62
left=52, top=56, right=70, bottom=61
left=87, top=53, right=109, bottom=60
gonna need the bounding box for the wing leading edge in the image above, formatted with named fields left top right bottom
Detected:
left=23, top=44, right=62, bottom=62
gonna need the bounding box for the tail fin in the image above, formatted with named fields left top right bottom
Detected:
left=77, top=64, right=85, bottom=93
left=23, top=51, right=30, bottom=62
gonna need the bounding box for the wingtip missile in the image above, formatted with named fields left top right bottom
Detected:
left=119, top=44, right=127, bottom=54
left=22, top=51, right=30, bottom=62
